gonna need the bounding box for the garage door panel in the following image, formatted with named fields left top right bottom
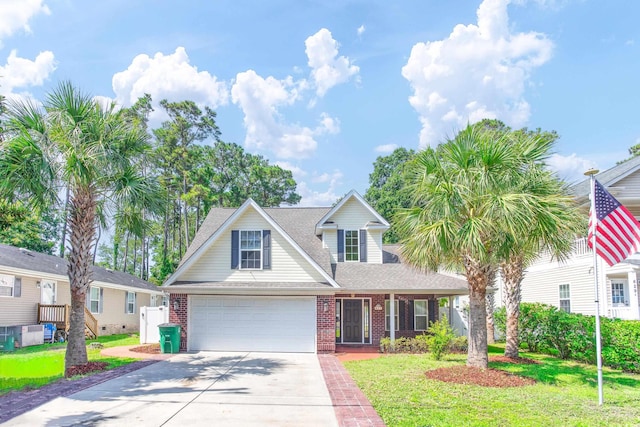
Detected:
left=189, top=296, right=316, bottom=353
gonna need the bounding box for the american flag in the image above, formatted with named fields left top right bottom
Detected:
left=588, top=180, right=640, bottom=266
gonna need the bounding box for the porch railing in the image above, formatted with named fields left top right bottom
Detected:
left=37, top=304, right=70, bottom=331
left=84, top=307, right=98, bottom=339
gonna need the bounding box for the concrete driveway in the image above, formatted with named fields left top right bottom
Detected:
left=5, top=352, right=338, bottom=426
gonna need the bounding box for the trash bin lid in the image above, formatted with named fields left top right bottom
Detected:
left=158, top=323, right=180, bottom=328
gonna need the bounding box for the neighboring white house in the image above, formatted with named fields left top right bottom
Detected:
left=492, top=156, right=640, bottom=321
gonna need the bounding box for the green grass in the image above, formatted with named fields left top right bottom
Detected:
left=0, top=334, right=140, bottom=395
left=344, top=345, right=640, bottom=427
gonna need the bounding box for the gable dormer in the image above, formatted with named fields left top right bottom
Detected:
left=315, top=190, right=390, bottom=264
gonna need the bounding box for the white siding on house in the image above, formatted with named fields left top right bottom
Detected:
left=0, top=275, right=39, bottom=326
left=611, top=171, right=640, bottom=201
left=367, top=229, right=383, bottom=264
left=324, top=229, right=337, bottom=263
left=181, top=208, right=327, bottom=282
left=520, top=258, right=597, bottom=315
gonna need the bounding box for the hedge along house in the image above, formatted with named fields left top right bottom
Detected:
left=0, top=244, right=165, bottom=342
left=163, top=190, right=468, bottom=353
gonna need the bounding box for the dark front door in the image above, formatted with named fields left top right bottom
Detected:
left=343, top=299, right=362, bottom=343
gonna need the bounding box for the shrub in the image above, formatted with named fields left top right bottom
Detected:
left=425, top=315, right=456, bottom=360
left=448, top=335, right=468, bottom=353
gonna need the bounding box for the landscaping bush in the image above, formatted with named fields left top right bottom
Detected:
left=448, top=335, right=468, bottom=353
left=425, top=315, right=456, bottom=360
left=600, top=318, right=640, bottom=372
left=379, top=316, right=464, bottom=358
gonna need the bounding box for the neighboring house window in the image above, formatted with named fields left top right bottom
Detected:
left=240, top=230, right=262, bottom=269
left=414, top=300, right=429, bottom=331
left=0, top=274, right=15, bottom=297
left=345, top=230, right=359, bottom=261
left=385, top=300, right=399, bottom=331
left=559, top=284, right=571, bottom=313
left=41, top=280, right=56, bottom=304
left=89, top=286, right=102, bottom=314
left=126, top=292, right=136, bottom=314
left=611, top=282, right=626, bottom=306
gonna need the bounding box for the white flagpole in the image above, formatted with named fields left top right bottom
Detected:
left=585, top=168, right=604, bottom=405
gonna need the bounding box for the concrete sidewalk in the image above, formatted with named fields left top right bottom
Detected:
left=5, top=352, right=338, bottom=426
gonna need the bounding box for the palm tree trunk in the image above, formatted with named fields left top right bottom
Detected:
left=65, top=186, right=97, bottom=375
left=464, top=256, right=493, bottom=369
left=502, top=256, right=524, bottom=358
left=59, top=185, right=70, bottom=257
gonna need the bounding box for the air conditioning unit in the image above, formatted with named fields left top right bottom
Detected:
left=18, top=324, right=44, bottom=347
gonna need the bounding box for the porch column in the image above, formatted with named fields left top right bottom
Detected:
left=628, top=271, right=640, bottom=320
left=389, top=292, right=395, bottom=343
left=449, top=296, right=454, bottom=326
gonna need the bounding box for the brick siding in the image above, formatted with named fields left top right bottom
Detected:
left=169, top=293, right=188, bottom=351
left=316, top=295, right=335, bottom=353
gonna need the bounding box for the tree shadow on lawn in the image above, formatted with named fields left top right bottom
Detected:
left=490, top=354, right=640, bottom=388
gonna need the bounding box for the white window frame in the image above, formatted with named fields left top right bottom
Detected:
left=240, top=230, right=262, bottom=269
left=126, top=291, right=136, bottom=314
left=0, top=274, right=15, bottom=298
left=559, top=284, right=571, bottom=313
left=89, top=286, right=101, bottom=314
left=40, top=279, right=57, bottom=304
left=414, top=299, right=429, bottom=331
left=385, top=300, right=399, bottom=331
left=611, top=281, right=627, bottom=306
left=344, top=230, right=359, bottom=262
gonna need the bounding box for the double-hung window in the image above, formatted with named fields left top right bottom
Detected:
left=345, top=230, right=359, bottom=261
left=611, top=282, right=626, bottom=306
left=126, top=292, right=136, bottom=314
left=0, top=274, right=15, bottom=297
left=559, top=284, right=571, bottom=313
left=414, top=300, right=429, bottom=331
left=240, top=230, right=262, bottom=269
left=89, top=286, right=101, bottom=314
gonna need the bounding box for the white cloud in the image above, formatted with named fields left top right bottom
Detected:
left=305, top=28, right=360, bottom=97
left=401, top=0, right=553, bottom=147
left=297, top=170, right=344, bottom=207
left=274, top=161, right=307, bottom=179
left=232, top=69, right=337, bottom=159
left=0, top=0, right=50, bottom=47
left=547, top=153, right=596, bottom=184
left=375, top=144, right=399, bottom=153
left=0, top=50, right=56, bottom=95
left=357, top=25, right=366, bottom=37
left=112, top=47, right=229, bottom=109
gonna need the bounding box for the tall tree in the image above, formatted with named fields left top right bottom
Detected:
left=397, top=125, right=558, bottom=368
left=0, top=200, right=57, bottom=253
left=364, top=147, right=415, bottom=243
left=0, top=82, right=155, bottom=375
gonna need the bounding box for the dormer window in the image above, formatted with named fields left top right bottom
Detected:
left=337, top=229, right=367, bottom=262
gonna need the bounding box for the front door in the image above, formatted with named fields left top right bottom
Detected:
left=41, top=280, right=56, bottom=305
left=343, top=299, right=362, bottom=343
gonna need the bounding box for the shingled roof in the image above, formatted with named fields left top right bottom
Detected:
left=0, top=244, right=162, bottom=293
left=173, top=202, right=468, bottom=293
left=570, top=155, right=640, bottom=199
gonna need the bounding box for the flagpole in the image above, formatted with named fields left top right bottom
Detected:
left=585, top=168, right=604, bottom=405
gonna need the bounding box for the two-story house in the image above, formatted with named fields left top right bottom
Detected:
left=494, top=156, right=640, bottom=320
left=163, top=190, right=468, bottom=353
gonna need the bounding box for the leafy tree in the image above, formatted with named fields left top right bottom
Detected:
left=364, top=147, right=415, bottom=243
left=0, top=200, right=57, bottom=253
left=0, top=82, right=157, bottom=375
left=397, top=124, right=560, bottom=368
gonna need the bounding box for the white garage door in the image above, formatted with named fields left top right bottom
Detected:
left=189, top=296, right=317, bottom=353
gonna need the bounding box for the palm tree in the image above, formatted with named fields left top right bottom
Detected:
left=0, top=82, right=155, bottom=375
left=397, top=125, right=558, bottom=368
left=496, top=151, right=582, bottom=358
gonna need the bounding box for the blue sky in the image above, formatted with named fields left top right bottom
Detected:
left=1, top=0, right=639, bottom=206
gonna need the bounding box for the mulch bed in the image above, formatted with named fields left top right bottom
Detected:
left=425, top=365, right=536, bottom=387
left=65, top=361, right=109, bottom=377
left=130, top=343, right=161, bottom=354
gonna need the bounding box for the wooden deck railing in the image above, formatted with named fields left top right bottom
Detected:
left=37, top=304, right=99, bottom=338
left=37, top=304, right=70, bottom=331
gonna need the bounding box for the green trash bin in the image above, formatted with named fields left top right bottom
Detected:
left=0, top=335, right=15, bottom=352
left=158, top=323, right=181, bottom=354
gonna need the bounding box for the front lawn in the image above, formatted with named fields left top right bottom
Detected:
left=0, top=334, right=139, bottom=395
left=344, top=346, right=640, bottom=427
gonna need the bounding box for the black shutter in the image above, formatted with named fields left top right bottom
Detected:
left=231, top=230, right=239, bottom=269
left=262, top=230, right=271, bottom=269
left=337, top=229, right=344, bottom=262
left=359, top=229, right=367, bottom=262
left=13, top=277, right=21, bottom=298
left=399, top=300, right=406, bottom=330
left=409, top=300, right=415, bottom=330
left=428, top=299, right=437, bottom=327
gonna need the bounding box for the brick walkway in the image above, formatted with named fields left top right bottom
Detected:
left=318, top=354, right=386, bottom=427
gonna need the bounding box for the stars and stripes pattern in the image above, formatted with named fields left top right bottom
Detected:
left=588, top=180, right=640, bottom=266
